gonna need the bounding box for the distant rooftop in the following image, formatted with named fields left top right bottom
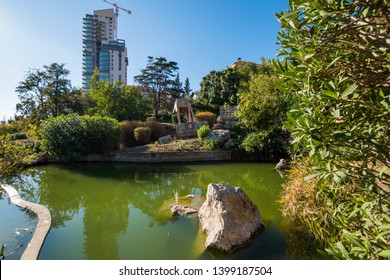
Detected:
left=229, top=57, right=243, bottom=68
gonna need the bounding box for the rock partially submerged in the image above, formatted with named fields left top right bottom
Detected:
left=198, top=183, right=264, bottom=253
left=158, top=194, right=205, bottom=220
left=171, top=205, right=198, bottom=216
left=275, top=158, right=289, bottom=171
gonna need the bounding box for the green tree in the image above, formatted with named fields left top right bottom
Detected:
left=171, top=73, right=184, bottom=99
left=183, top=77, right=193, bottom=98
left=238, top=74, right=282, bottom=130
left=134, top=56, right=179, bottom=119
left=44, top=63, right=71, bottom=117
left=88, top=69, right=152, bottom=121
left=16, top=68, right=48, bottom=120
left=238, top=72, right=291, bottom=157
left=195, top=67, right=241, bottom=114
left=276, top=0, right=390, bottom=259
left=236, top=58, right=274, bottom=94
left=15, top=63, right=84, bottom=122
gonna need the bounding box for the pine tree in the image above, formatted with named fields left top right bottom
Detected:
left=183, top=77, right=193, bottom=98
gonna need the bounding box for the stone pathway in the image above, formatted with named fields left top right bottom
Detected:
left=1, top=184, right=51, bottom=260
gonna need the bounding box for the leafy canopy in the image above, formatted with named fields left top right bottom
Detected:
left=15, top=63, right=84, bottom=122
left=134, top=56, right=179, bottom=118
left=88, top=69, right=152, bottom=121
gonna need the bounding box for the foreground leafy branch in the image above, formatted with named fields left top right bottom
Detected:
left=276, top=0, right=390, bottom=259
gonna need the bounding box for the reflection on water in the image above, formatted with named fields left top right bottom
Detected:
left=3, top=162, right=320, bottom=260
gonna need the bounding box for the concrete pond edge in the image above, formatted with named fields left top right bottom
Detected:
left=1, top=184, right=51, bottom=260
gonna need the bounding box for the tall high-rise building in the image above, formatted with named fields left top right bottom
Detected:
left=82, top=9, right=128, bottom=90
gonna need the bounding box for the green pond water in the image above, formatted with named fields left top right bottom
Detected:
left=1, top=162, right=320, bottom=260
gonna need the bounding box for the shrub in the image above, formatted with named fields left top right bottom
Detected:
left=280, top=159, right=390, bottom=260
left=195, top=112, right=216, bottom=128
left=202, top=139, right=222, bottom=150
left=120, top=120, right=168, bottom=148
left=120, top=121, right=143, bottom=148
left=241, top=128, right=290, bottom=158
left=276, top=0, right=390, bottom=259
left=81, top=115, right=120, bottom=154
left=197, top=125, right=212, bottom=140
left=240, top=131, right=269, bottom=153
left=0, top=136, right=41, bottom=177
left=0, top=119, right=39, bottom=140
left=145, top=121, right=166, bottom=141
left=40, top=114, right=120, bottom=159
left=134, top=127, right=151, bottom=145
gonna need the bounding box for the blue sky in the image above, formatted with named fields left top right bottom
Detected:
left=0, top=0, right=288, bottom=120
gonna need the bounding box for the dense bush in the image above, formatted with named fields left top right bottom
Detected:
left=240, top=128, right=290, bottom=158
left=120, top=121, right=143, bottom=148
left=240, top=131, right=269, bottom=154
left=197, top=125, right=212, bottom=140
left=195, top=112, right=216, bottom=128
left=40, top=114, right=120, bottom=159
left=120, top=120, right=168, bottom=148
left=145, top=121, right=167, bottom=141
left=281, top=159, right=390, bottom=260
left=237, top=63, right=291, bottom=158
left=0, top=118, right=39, bottom=140
left=81, top=115, right=120, bottom=154
left=276, top=0, right=390, bottom=259
left=202, top=139, right=223, bottom=150
left=134, top=127, right=152, bottom=145
left=0, top=136, right=41, bottom=177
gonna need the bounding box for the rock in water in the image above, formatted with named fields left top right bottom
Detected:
left=171, top=205, right=198, bottom=216
left=198, top=183, right=264, bottom=253
left=275, top=158, right=288, bottom=171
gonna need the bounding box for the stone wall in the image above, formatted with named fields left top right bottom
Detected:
left=70, top=150, right=232, bottom=163
left=175, top=121, right=208, bottom=138
left=39, top=149, right=278, bottom=165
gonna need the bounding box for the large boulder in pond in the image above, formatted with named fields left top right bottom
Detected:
left=198, top=183, right=264, bottom=253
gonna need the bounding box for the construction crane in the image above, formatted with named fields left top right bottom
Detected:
left=102, top=0, right=131, bottom=21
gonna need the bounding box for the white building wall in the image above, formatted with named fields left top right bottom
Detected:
left=110, top=48, right=128, bottom=84
left=94, top=9, right=117, bottom=41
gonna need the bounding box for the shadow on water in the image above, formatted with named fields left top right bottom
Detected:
left=54, top=162, right=194, bottom=181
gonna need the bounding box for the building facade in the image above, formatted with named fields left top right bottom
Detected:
left=82, top=9, right=128, bottom=90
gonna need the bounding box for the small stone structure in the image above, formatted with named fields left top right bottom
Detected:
left=215, top=106, right=238, bottom=129
left=176, top=121, right=208, bottom=138
left=198, top=183, right=264, bottom=253
left=172, top=99, right=195, bottom=124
